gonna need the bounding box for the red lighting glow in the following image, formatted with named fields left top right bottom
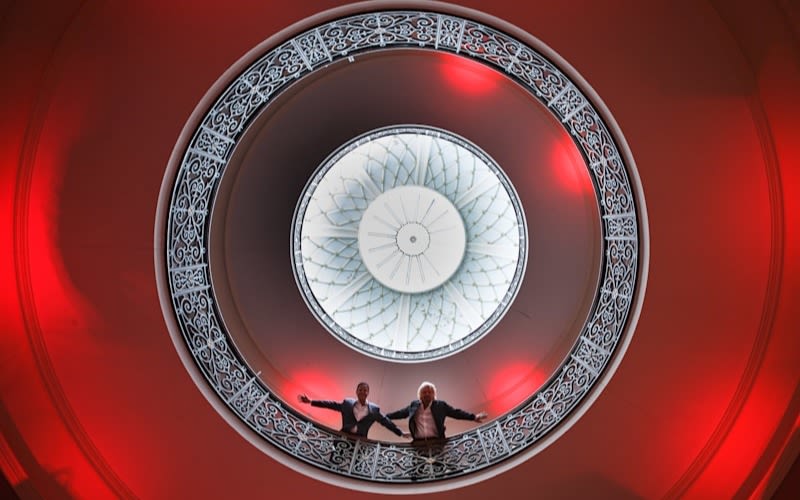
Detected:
left=548, top=139, right=595, bottom=196
left=287, top=369, right=351, bottom=429
left=485, top=362, right=546, bottom=415
left=438, top=53, right=501, bottom=96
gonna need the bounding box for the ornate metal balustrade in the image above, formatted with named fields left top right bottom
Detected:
left=164, top=9, right=641, bottom=483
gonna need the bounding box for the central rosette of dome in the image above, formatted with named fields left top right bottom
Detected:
left=396, top=222, right=429, bottom=256
left=292, top=125, right=527, bottom=361
left=358, top=185, right=466, bottom=294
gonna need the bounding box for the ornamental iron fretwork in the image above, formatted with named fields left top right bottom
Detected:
left=165, top=10, right=640, bottom=483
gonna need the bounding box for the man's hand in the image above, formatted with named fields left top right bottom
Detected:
left=402, top=432, right=412, bottom=439
left=298, top=394, right=311, bottom=404
left=475, top=412, right=488, bottom=423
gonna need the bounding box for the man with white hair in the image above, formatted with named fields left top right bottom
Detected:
left=386, top=381, right=488, bottom=442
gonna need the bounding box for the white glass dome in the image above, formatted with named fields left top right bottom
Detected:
left=292, top=126, right=527, bottom=361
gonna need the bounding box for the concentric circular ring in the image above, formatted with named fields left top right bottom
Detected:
left=160, top=6, right=645, bottom=490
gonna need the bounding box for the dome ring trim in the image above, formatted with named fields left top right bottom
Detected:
left=158, top=6, right=645, bottom=490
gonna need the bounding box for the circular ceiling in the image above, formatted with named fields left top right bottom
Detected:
left=9, top=0, right=799, bottom=499
left=158, top=3, right=646, bottom=493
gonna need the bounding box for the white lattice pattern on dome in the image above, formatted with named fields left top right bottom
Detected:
left=294, top=127, right=525, bottom=360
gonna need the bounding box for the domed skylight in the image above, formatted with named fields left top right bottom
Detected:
left=292, top=126, right=527, bottom=361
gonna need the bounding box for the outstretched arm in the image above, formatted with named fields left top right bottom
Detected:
left=386, top=405, right=410, bottom=420
left=375, top=410, right=405, bottom=437
left=442, top=401, right=487, bottom=422
left=297, top=394, right=343, bottom=412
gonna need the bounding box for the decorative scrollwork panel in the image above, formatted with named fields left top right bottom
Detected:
left=164, top=9, right=642, bottom=484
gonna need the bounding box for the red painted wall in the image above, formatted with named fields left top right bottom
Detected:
left=1, top=1, right=798, bottom=498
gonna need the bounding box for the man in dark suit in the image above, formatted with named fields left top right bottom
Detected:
left=298, top=382, right=410, bottom=439
left=386, top=381, right=488, bottom=441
